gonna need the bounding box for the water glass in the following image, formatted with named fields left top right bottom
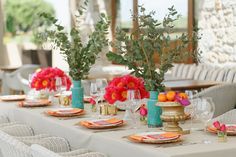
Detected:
left=185, top=90, right=198, bottom=99
left=195, top=97, right=215, bottom=144
left=96, top=78, right=108, bottom=102
left=90, top=82, right=100, bottom=117
left=127, top=90, right=142, bottom=129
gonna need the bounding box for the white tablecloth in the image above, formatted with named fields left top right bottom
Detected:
left=1, top=101, right=236, bottom=157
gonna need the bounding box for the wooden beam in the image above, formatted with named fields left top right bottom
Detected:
left=132, top=0, right=139, bottom=39
left=111, top=0, right=117, bottom=52
left=187, top=0, right=194, bottom=63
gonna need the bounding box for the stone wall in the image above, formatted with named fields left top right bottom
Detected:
left=197, top=0, right=236, bottom=67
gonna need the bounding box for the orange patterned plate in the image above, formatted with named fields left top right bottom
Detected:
left=18, top=99, right=51, bottom=107
left=127, top=132, right=182, bottom=144
left=78, top=118, right=124, bottom=129
left=0, top=95, right=26, bottom=101
left=45, top=108, right=85, bottom=117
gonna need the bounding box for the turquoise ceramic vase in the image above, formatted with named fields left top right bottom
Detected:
left=71, top=80, right=84, bottom=109
left=147, top=91, right=162, bottom=127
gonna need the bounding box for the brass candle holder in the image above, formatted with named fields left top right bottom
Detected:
left=100, top=103, right=117, bottom=115
left=157, top=102, right=188, bottom=133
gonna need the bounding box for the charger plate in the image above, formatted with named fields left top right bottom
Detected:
left=0, top=95, right=26, bottom=101
left=127, top=132, right=182, bottom=144
left=78, top=118, right=124, bottom=129
left=45, top=108, right=85, bottom=117
left=18, top=99, right=51, bottom=107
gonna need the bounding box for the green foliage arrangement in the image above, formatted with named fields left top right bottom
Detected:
left=38, top=1, right=109, bottom=80
left=107, top=6, right=201, bottom=92
left=4, top=0, right=54, bottom=35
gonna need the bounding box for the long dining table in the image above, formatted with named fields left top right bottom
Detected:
left=0, top=101, right=236, bottom=157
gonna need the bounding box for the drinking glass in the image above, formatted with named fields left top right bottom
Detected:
left=185, top=90, right=198, bottom=99
left=26, top=74, right=35, bottom=100
left=127, top=90, right=142, bottom=129
left=96, top=78, right=108, bottom=102
left=90, top=82, right=100, bottom=117
left=184, top=98, right=199, bottom=131
left=195, top=97, right=215, bottom=144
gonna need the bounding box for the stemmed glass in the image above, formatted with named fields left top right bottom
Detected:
left=127, top=89, right=142, bottom=129
left=195, top=97, right=215, bottom=144
left=56, top=77, right=68, bottom=107
left=26, top=74, right=35, bottom=100
left=90, top=82, right=100, bottom=117
left=185, top=90, right=198, bottom=99
left=96, top=78, right=108, bottom=103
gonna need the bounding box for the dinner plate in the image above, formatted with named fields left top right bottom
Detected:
left=18, top=99, right=51, bottom=107
left=0, top=95, right=26, bottom=101
left=78, top=118, right=124, bottom=129
left=127, top=131, right=182, bottom=144
left=207, top=124, right=236, bottom=136
left=45, top=108, right=85, bottom=117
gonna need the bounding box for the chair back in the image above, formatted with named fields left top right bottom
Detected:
left=194, top=83, right=236, bottom=117
left=0, top=130, right=31, bottom=157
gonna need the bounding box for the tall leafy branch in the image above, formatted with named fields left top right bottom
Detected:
left=37, top=1, right=110, bottom=80
left=107, top=6, right=201, bottom=92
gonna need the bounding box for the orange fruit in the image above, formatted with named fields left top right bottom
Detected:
left=178, top=93, right=188, bottom=99
left=166, top=91, right=176, bottom=101
left=158, top=93, right=167, bottom=102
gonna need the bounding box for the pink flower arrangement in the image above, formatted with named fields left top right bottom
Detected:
left=31, top=67, right=71, bottom=91
left=104, top=75, right=149, bottom=104
left=213, top=121, right=227, bottom=132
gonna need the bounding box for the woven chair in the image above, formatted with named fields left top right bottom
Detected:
left=0, top=122, right=22, bottom=128
left=0, top=131, right=75, bottom=157
left=0, top=116, right=9, bottom=124
left=210, top=109, right=236, bottom=124
left=0, top=124, right=34, bottom=137
left=31, top=144, right=107, bottom=157
left=0, top=130, right=32, bottom=157
left=194, top=83, right=236, bottom=117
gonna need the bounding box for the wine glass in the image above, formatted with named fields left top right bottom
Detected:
left=195, top=97, right=215, bottom=144
left=127, top=89, right=142, bottom=129
left=96, top=78, right=108, bottom=102
left=26, top=74, right=35, bottom=100
left=185, top=90, right=198, bottom=99
left=184, top=98, right=199, bottom=131
left=90, top=82, right=100, bottom=117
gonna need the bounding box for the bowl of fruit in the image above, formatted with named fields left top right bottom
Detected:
left=156, top=91, right=191, bottom=133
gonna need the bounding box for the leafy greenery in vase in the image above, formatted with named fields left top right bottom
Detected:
left=107, top=6, right=201, bottom=92
left=37, top=1, right=109, bottom=80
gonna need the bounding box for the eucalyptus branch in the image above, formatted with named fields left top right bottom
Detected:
left=107, top=5, right=200, bottom=91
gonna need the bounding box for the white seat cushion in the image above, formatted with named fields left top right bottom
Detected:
left=224, top=69, right=236, bottom=82
left=186, top=64, right=197, bottom=79
left=215, top=69, right=227, bottom=82
left=176, top=64, right=185, bottom=78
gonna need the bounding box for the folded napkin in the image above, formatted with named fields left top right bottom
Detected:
left=18, top=99, right=50, bottom=107
left=130, top=132, right=180, bottom=142
left=80, top=118, right=123, bottom=127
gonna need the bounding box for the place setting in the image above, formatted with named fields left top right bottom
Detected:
left=0, top=95, right=26, bottom=101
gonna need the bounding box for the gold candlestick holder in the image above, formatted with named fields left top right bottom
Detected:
left=157, top=102, right=188, bottom=133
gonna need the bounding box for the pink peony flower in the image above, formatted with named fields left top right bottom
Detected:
left=89, top=98, right=96, bottom=105
left=140, top=106, right=148, bottom=116
left=213, top=121, right=221, bottom=130
left=220, top=124, right=226, bottom=132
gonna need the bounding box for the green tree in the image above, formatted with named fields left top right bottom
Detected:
left=4, top=0, right=55, bottom=35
